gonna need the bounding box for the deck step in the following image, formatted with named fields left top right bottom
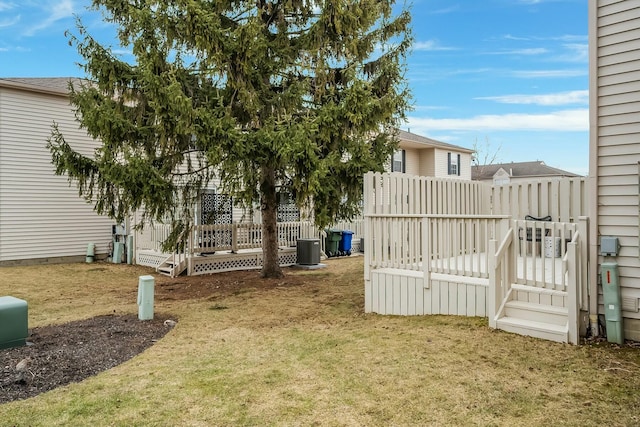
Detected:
left=157, top=266, right=173, bottom=275
left=511, top=283, right=567, bottom=297
left=496, top=316, right=568, bottom=343
left=504, top=300, right=568, bottom=326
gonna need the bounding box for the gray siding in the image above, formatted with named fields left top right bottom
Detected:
left=0, top=86, right=113, bottom=262
left=592, top=0, right=640, bottom=332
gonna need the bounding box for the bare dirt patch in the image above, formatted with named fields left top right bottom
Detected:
left=154, top=268, right=310, bottom=302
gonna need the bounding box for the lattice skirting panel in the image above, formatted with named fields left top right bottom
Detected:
left=351, top=239, right=362, bottom=253
left=191, top=248, right=297, bottom=276
left=136, top=251, right=169, bottom=268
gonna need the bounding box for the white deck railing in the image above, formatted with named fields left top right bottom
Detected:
left=190, top=221, right=321, bottom=253
left=426, top=215, right=510, bottom=279
left=488, top=227, right=515, bottom=329
left=364, top=213, right=510, bottom=278
left=135, top=219, right=365, bottom=258
left=135, top=223, right=173, bottom=252
left=365, top=213, right=589, bottom=304
left=366, top=214, right=424, bottom=271
left=513, top=219, right=587, bottom=293
left=487, top=219, right=585, bottom=342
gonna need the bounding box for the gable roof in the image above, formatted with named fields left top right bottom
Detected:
left=472, top=161, right=581, bottom=180
left=396, top=129, right=473, bottom=153
left=0, top=77, right=86, bottom=96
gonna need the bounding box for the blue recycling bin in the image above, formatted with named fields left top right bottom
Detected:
left=339, top=230, right=354, bottom=255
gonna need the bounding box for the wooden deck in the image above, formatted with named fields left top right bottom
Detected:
left=362, top=173, right=589, bottom=344
left=134, top=220, right=363, bottom=276
left=366, top=253, right=565, bottom=316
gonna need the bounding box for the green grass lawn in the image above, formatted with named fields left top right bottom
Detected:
left=1, top=257, right=640, bottom=426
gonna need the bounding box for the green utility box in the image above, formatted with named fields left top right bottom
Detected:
left=325, top=229, right=342, bottom=257
left=0, top=296, right=28, bottom=350
left=138, top=275, right=155, bottom=321
left=601, top=263, right=624, bottom=344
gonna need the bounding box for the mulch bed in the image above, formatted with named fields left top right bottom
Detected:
left=1, top=314, right=173, bottom=404
left=0, top=267, right=311, bottom=405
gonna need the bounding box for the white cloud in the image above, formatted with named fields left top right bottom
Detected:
left=555, top=43, right=588, bottom=62
left=428, top=5, right=460, bottom=14
left=412, top=105, right=450, bottom=111
left=23, top=0, right=76, bottom=36
left=511, top=69, right=587, bottom=78
left=475, top=90, right=588, bottom=106
left=484, top=48, right=548, bottom=55
left=0, top=1, right=16, bottom=12
left=413, top=40, right=457, bottom=51
left=406, top=109, right=588, bottom=132
left=552, top=34, right=588, bottom=42
left=502, top=34, right=530, bottom=41
left=0, top=14, right=19, bottom=27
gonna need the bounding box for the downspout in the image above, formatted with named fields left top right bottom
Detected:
left=588, top=0, right=600, bottom=336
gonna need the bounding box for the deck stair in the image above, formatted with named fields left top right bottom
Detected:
left=495, top=285, right=569, bottom=343
left=156, top=255, right=187, bottom=277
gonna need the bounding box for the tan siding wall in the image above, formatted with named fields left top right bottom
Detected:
left=433, top=149, right=449, bottom=177
left=0, top=87, right=113, bottom=262
left=595, top=0, right=640, bottom=338
left=459, top=152, right=472, bottom=180
left=404, top=147, right=420, bottom=175
left=418, top=149, right=435, bottom=176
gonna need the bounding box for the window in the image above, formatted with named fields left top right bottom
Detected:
left=448, top=152, right=461, bottom=176
left=392, top=149, right=405, bottom=173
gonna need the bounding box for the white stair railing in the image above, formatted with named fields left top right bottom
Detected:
left=488, top=227, right=515, bottom=329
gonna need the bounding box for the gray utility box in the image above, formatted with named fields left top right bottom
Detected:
left=297, top=239, right=321, bottom=265
left=0, top=296, right=28, bottom=350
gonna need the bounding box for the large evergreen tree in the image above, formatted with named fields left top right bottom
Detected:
left=49, top=0, right=412, bottom=278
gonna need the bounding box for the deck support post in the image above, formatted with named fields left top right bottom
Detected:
left=578, top=216, right=596, bottom=336
left=488, top=239, right=498, bottom=329
left=567, top=241, right=579, bottom=344
left=422, top=217, right=431, bottom=290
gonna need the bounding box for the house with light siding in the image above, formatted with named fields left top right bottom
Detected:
left=589, top=0, right=640, bottom=341
left=0, top=77, right=114, bottom=265
left=391, top=130, right=473, bottom=180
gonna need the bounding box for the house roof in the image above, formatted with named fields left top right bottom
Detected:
left=396, top=129, right=474, bottom=153
left=0, top=77, right=87, bottom=96
left=472, top=161, right=581, bottom=180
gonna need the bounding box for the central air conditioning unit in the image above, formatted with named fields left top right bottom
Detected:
left=296, top=239, right=320, bottom=265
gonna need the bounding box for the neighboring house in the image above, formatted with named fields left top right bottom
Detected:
left=391, top=130, right=473, bottom=180
left=0, top=77, right=114, bottom=265
left=472, top=161, right=581, bottom=185
left=589, top=1, right=640, bottom=341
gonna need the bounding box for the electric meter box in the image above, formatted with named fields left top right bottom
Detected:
left=600, top=236, right=619, bottom=256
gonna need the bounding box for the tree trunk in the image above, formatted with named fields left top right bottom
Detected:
left=260, top=166, right=284, bottom=278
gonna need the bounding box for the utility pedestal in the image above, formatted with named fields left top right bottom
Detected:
left=601, top=263, right=624, bottom=344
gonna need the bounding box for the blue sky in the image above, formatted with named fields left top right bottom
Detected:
left=0, top=0, right=589, bottom=175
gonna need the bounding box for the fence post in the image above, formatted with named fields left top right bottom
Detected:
left=187, top=226, right=193, bottom=276
left=578, top=216, right=589, bottom=312
left=422, top=216, right=431, bottom=290
left=488, top=239, right=498, bottom=329
left=232, top=225, right=238, bottom=253
left=567, top=241, right=579, bottom=344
